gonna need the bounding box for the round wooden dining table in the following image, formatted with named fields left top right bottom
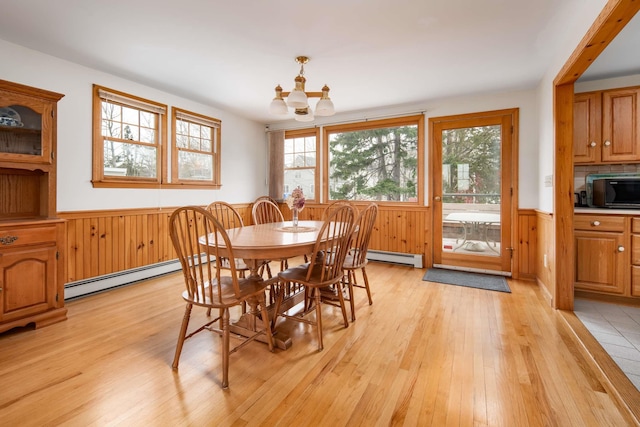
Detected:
left=202, top=220, right=324, bottom=277
left=199, top=220, right=325, bottom=349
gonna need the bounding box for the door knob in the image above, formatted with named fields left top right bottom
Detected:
left=589, top=141, right=596, bottom=147
left=434, top=196, right=441, bottom=201
left=604, top=140, right=611, bottom=147
left=618, top=245, right=625, bottom=253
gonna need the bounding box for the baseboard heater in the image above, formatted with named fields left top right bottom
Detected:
left=366, top=250, right=423, bottom=268
left=65, top=250, right=423, bottom=299
left=64, top=259, right=182, bottom=300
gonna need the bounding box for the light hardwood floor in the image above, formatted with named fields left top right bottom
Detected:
left=0, top=260, right=638, bottom=426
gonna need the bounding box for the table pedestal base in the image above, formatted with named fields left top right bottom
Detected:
left=229, top=289, right=305, bottom=350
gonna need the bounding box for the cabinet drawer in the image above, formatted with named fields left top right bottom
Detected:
left=574, top=215, right=625, bottom=232
left=631, top=217, right=640, bottom=234
left=0, top=226, right=57, bottom=248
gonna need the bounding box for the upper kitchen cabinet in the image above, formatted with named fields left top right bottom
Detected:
left=602, top=87, right=640, bottom=163
left=573, top=92, right=602, bottom=163
left=574, top=86, right=640, bottom=164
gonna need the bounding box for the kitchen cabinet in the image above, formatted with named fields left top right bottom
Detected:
left=574, top=86, right=640, bottom=164
left=574, top=214, right=627, bottom=295
left=602, top=87, right=640, bottom=163
left=573, top=92, right=601, bottom=163
left=630, top=218, right=640, bottom=297
left=0, top=79, right=66, bottom=333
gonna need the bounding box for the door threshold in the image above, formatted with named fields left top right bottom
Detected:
left=432, top=264, right=512, bottom=277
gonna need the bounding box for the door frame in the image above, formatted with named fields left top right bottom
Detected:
left=553, top=0, right=640, bottom=310
left=429, top=108, right=519, bottom=276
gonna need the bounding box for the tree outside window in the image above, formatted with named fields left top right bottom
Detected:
left=441, top=125, right=501, bottom=205
left=325, top=115, right=423, bottom=203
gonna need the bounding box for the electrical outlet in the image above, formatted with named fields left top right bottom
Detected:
left=543, top=254, right=548, bottom=267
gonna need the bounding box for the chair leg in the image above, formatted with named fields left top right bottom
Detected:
left=361, top=267, right=373, bottom=305
left=172, top=303, right=192, bottom=369
left=314, top=288, right=324, bottom=351
left=221, top=308, right=230, bottom=389
left=346, top=271, right=356, bottom=322
left=336, top=281, right=349, bottom=328
left=258, top=294, right=275, bottom=352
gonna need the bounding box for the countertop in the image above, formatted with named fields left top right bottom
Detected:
left=574, top=207, right=640, bottom=215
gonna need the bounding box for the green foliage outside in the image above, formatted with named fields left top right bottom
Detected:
left=442, top=125, right=501, bottom=204
left=329, top=125, right=418, bottom=201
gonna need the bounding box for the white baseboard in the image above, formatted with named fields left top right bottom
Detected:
left=367, top=250, right=423, bottom=268
left=64, top=260, right=182, bottom=300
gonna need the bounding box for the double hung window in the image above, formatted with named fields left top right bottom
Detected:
left=284, top=128, right=319, bottom=201
left=171, top=108, right=220, bottom=186
left=92, top=85, right=222, bottom=188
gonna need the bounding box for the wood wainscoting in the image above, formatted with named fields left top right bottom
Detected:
left=517, top=209, right=537, bottom=280
left=59, top=203, right=431, bottom=284
left=60, top=205, right=545, bottom=285
left=535, top=210, right=555, bottom=304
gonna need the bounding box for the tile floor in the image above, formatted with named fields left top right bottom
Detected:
left=574, top=298, right=640, bottom=390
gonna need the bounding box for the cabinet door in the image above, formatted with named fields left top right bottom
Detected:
left=575, top=230, right=626, bottom=294
left=573, top=92, right=601, bottom=163
left=602, top=88, right=640, bottom=163
left=0, top=91, right=53, bottom=165
left=0, top=246, right=57, bottom=322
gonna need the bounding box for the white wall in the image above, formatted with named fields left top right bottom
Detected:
left=535, top=0, right=610, bottom=213
left=0, top=39, right=267, bottom=211
left=575, top=73, right=640, bottom=93
left=268, top=89, right=540, bottom=208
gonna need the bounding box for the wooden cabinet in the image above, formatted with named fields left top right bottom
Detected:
left=630, top=218, right=640, bottom=297
left=602, top=88, right=640, bottom=163
left=574, top=214, right=627, bottom=295
left=0, top=80, right=66, bottom=333
left=574, top=87, right=640, bottom=164
left=0, top=220, right=66, bottom=331
left=573, top=92, right=601, bottom=163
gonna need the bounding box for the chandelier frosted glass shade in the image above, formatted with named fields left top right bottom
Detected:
left=294, top=107, right=314, bottom=122
left=315, top=85, right=335, bottom=116
left=269, top=56, right=335, bottom=120
left=269, top=86, right=289, bottom=115
left=286, top=87, right=308, bottom=109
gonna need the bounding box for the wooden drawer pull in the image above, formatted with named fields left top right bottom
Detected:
left=0, top=236, right=18, bottom=245
left=591, top=221, right=600, bottom=226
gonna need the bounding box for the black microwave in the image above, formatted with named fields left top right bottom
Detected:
left=592, top=178, right=640, bottom=208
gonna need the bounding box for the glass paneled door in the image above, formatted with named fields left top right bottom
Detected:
left=431, top=110, right=515, bottom=274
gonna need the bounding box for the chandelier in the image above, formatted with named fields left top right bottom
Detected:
left=269, top=56, right=335, bottom=122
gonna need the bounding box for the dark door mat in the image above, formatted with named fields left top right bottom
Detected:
left=423, top=268, right=511, bottom=293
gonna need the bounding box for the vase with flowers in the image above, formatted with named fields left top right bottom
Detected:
left=286, top=187, right=305, bottom=228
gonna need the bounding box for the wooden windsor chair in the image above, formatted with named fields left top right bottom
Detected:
left=169, top=206, right=274, bottom=389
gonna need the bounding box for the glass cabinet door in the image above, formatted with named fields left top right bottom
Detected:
left=0, top=94, right=52, bottom=164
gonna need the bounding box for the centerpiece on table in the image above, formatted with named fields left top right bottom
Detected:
left=285, top=187, right=305, bottom=228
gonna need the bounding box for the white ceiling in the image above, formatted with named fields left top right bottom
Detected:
left=0, top=0, right=635, bottom=124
